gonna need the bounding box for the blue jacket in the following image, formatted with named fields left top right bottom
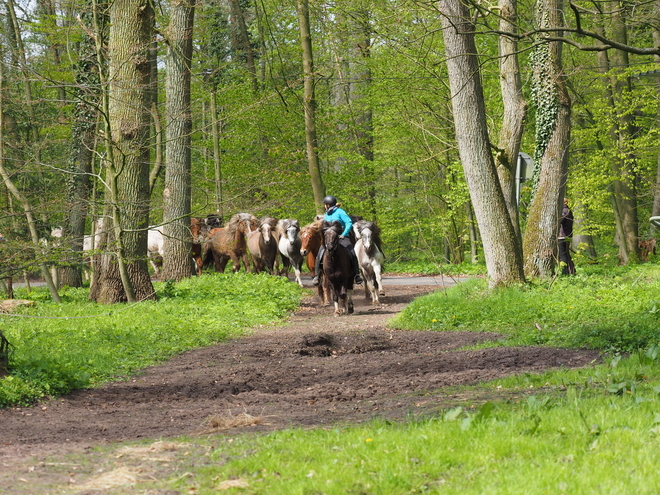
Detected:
left=324, top=206, right=353, bottom=237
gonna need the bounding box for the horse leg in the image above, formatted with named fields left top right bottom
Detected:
left=293, top=260, right=303, bottom=287
left=374, top=259, right=385, bottom=297
left=347, top=289, right=354, bottom=314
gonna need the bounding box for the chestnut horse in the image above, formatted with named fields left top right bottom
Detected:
left=247, top=216, right=279, bottom=274
left=322, top=220, right=355, bottom=316
left=203, top=213, right=259, bottom=273
left=300, top=218, right=330, bottom=305
left=191, top=215, right=221, bottom=275
left=353, top=219, right=385, bottom=305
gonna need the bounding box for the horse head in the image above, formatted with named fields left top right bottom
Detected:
left=280, top=219, right=299, bottom=244
left=259, top=217, right=277, bottom=245
left=322, top=221, right=342, bottom=252
left=300, top=220, right=322, bottom=257
left=359, top=222, right=376, bottom=253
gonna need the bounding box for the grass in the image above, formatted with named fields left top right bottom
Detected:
left=44, top=351, right=660, bottom=494
left=7, top=260, right=660, bottom=494
left=0, top=273, right=303, bottom=406
left=391, top=263, right=660, bottom=352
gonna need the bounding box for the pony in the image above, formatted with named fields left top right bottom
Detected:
left=277, top=218, right=304, bottom=287
left=247, top=216, right=279, bottom=274
left=191, top=216, right=221, bottom=276
left=353, top=219, right=385, bottom=304
left=147, top=227, right=165, bottom=275
left=203, top=213, right=259, bottom=273
left=321, top=220, right=355, bottom=316
left=300, top=217, right=330, bottom=304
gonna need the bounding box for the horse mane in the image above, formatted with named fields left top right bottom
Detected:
left=302, top=218, right=323, bottom=236
left=322, top=220, right=343, bottom=235
left=260, top=216, right=278, bottom=229
left=227, top=213, right=259, bottom=236
left=276, top=218, right=300, bottom=236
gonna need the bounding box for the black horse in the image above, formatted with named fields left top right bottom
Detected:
left=321, top=220, right=355, bottom=316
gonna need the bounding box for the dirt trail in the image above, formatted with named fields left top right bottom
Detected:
left=0, top=281, right=600, bottom=487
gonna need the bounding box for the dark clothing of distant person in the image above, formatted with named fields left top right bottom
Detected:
left=558, top=201, right=575, bottom=275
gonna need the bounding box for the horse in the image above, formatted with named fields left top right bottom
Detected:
left=203, top=213, right=259, bottom=273
left=277, top=218, right=304, bottom=287
left=300, top=217, right=331, bottom=304
left=321, top=220, right=355, bottom=316
left=353, top=219, right=385, bottom=305
left=247, top=216, right=279, bottom=274
left=147, top=226, right=165, bottom=275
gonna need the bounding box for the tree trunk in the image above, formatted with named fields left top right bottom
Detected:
left=59, top=10, right=102, bottom=288
left=522, top=0, right=571, bottom=278
left=606, top=1, right=639, bottom=263
left=651, top=29, right=660, bottom=236
left=496, top=0, right=526, bottom=240
left=162, top=0, right=196, bottom=281
left=297, top=0, right=325, bottom=208
left=91, top=0, right=155, bottom=303
left=438, top=0, right=525, bottom=287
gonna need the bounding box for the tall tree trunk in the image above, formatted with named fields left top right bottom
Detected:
left=162, top=0, right=196, bottom=281
left=331, top=5, right=376, bottom=218
left=297, top=0, right=325, bottom=208
left=496, top=0, right=526, bottom=240
left=606, top=1, right=639, bottom=263
left=651, top=27, right=660, bottom=235
left=91, top=0, right=155, bottom=303
left=438, top=0, right=525, bottom=287
left=522, top=0, right=571, bottom=278
left=59, top=9, right=102, bottom=288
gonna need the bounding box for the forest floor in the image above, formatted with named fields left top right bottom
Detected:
left=0, top=277, right=601, bottom=493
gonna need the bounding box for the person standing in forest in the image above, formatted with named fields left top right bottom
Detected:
left=558, top=197, right=575, bottom=275
left=312, top=195, right=363, bottom=286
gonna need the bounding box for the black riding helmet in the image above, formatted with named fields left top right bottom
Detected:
left=322, top=195, right=338, bottom=206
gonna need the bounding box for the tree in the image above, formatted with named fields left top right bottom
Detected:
left=162, top=0, right=196, bottom=281
left=522, top=0, right=571, bottom=278
left=90, top=0, right=156, bottom=303
left=438, top=0, right=525, bottom=286
left=297, top=0, right=325, bottom=208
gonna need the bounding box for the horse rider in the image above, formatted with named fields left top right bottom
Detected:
left=312, top=195, right=363, bottom=287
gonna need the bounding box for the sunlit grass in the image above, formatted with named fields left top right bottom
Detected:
left=392, top=264, right=660, bottom=352
left=0, top=273, right=303, bottom=406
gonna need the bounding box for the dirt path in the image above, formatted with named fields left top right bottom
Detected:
left=0, top=281, right=600, bottom=483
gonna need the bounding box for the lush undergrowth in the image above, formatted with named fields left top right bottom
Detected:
left=0, top=274, right=303, bottom=406
left=392, top=263, right=660, bottom=353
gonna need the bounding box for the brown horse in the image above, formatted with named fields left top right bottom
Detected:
left=190, top=216, right=222, bottom=276
left=203, top=213, right=259, bottom=273
left=322, top=220, right=355, bottom=316
left=300, top=218, right=330, bottom=305
left=247, top=216, right=279, bottom=274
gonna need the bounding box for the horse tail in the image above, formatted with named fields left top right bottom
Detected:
left=202, top=242, right=214, bottom=267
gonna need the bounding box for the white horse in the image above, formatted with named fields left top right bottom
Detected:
left=277, top=218, right=304, bottom=287
left=147, top=227, right=165, bottom=275
left=353, top=220, right=385, bottom=305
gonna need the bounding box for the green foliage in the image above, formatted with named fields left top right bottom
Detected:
left=393, top=264, right=660, bottom=353
left=0, top=274, right=303, bottom=406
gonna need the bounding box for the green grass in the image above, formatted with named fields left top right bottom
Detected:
left=0, top=273, right=303, bottom=406
left=391, top=264, right=660, bottom=352
left=9, top=262, right=660, bottom=494
left=70, top=351, right=660, bottom=494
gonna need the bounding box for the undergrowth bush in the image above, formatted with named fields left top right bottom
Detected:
left=392, top=264, right=660, bottom=353
left=0, top=273, right=303, bottom=406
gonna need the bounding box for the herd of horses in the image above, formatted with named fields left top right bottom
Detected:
left=174, top=212, right=386, bottom=316
left=1, top=212, right=384, bottom=316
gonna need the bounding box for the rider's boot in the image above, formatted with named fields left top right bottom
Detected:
left=312, top=248, right=323, bottom=286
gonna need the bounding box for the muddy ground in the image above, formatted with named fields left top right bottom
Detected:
left=0, top=279, right=601, bottom=490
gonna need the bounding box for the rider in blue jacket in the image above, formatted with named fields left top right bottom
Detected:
left=312, top=195, right=363, bottom=286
